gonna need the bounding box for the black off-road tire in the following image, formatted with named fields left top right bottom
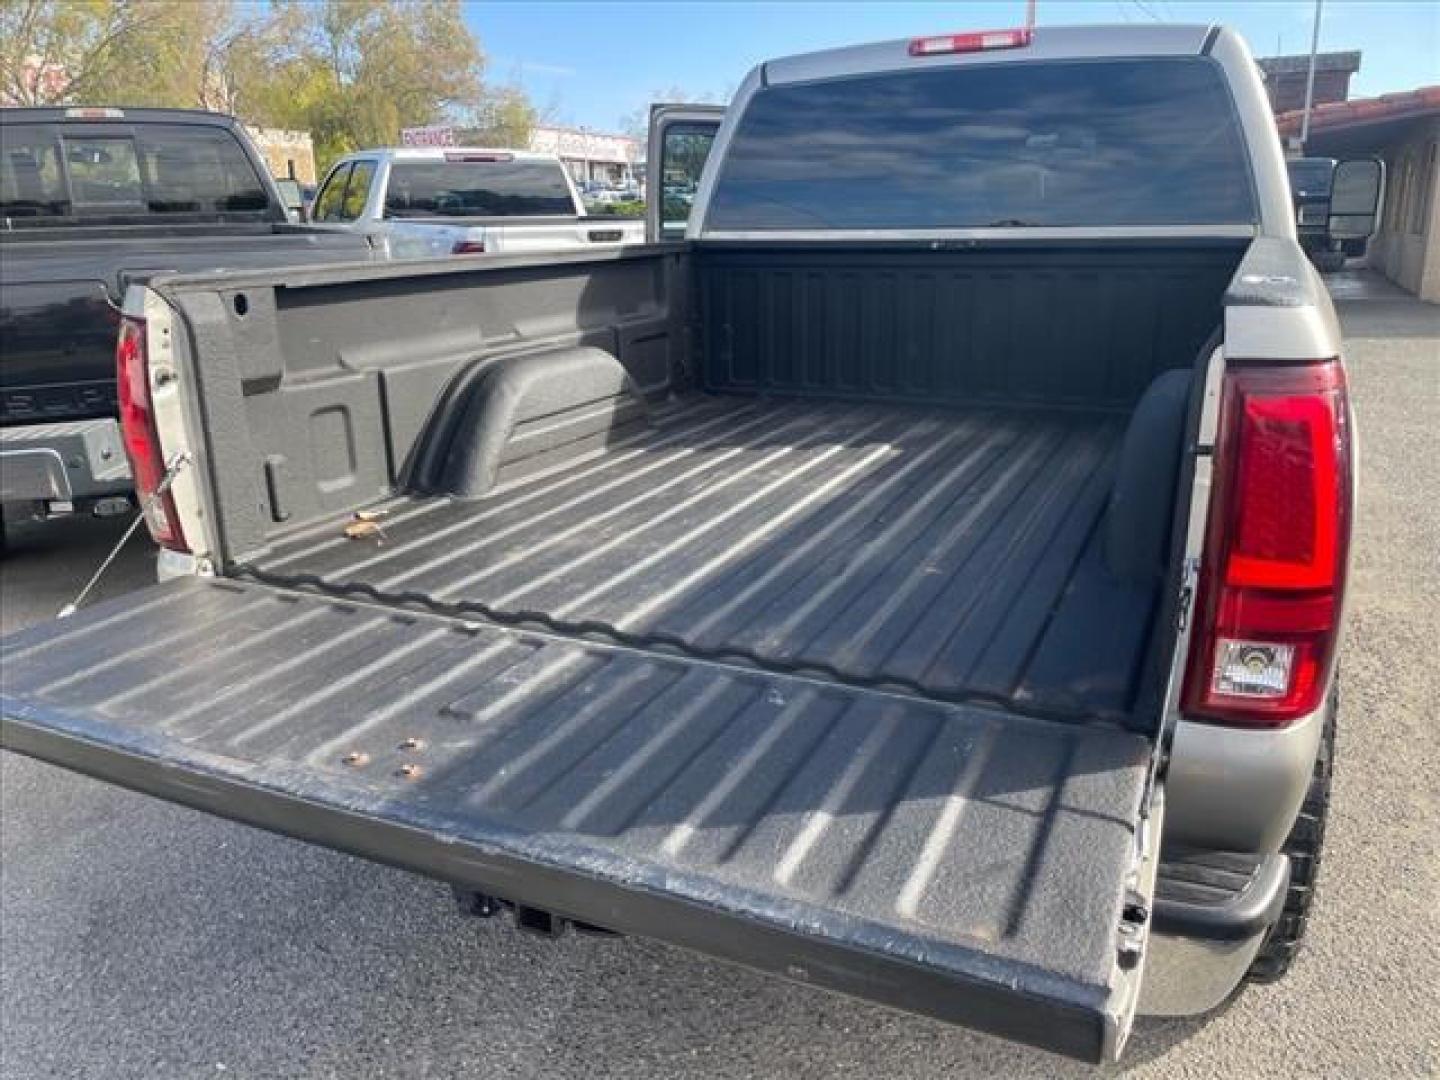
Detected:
left=1245, top=689, right=1337, bottom=982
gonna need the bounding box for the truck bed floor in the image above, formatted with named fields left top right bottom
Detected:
left=250, top=395, right=1153, bottom=721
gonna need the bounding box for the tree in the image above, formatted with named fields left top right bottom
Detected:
left=196, top=2, right=310, bottom=116
left=268, top=0, right=484, bottom=164
left=0, top=0, right=205, bottom=107
left=1, top=0, right=522, bottom=173
left=466, top=83, right=539, bottom=147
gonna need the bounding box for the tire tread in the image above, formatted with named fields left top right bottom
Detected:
left=1245, top=690, right=1335, bottom=983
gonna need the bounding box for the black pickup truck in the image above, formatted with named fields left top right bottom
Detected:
left=0, top=107, right=374, bottom=546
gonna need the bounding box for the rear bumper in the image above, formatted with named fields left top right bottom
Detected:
left=1165, top=709, right=1323, bottom=852
left=0, top=419, right=131, bottom=503
left=1140, top=850, right=1289, bottom=1016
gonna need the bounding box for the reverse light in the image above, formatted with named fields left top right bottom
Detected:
left=116, top=315, right=187, bottom=551
left=1182, top=360, right=1351, bottom=726
left=908, top=28, right=1033, bottom=56
left=1212, top=640, right=1295, bottom=698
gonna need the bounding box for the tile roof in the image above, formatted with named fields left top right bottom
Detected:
left=1275, top=85, right=1440, bottom=136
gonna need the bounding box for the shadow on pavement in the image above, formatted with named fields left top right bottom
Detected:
left=0, top=514, right=155, bottom=634
left=1325, top=266, right=1440, bottom=340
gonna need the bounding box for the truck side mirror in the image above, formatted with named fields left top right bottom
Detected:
left=1328, top=159, right=1385, bottom=241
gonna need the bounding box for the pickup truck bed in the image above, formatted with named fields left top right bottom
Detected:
left=2, top=388, right=1163, bottom=1059
left=247, top=394, right=1148, bottom=722
left=0, top=230, right=1222, bottom=1059
left=2, top=574, right=1150, bottom=1061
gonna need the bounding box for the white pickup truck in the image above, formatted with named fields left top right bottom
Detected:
left=308, top=147, right=644, bottom=258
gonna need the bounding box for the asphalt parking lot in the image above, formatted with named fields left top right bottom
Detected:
left=1, top=271, right=1436, bottom=1079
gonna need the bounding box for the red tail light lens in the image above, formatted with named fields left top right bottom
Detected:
left=1182, top=359, right=1351, bottom=726
left=117, top=315, right=187, bottom=551
left=451, top=239, right=486, bottom=255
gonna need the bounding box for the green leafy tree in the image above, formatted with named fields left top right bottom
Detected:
left=2, top=0, right=527, bottom=174
left=465, top=83, right=539, bottom=147
left=271, top=0, right=484, bottom=164
left=0, top=0, right=205, bottom=106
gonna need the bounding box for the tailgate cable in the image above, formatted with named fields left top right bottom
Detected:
left=59, top=452, right=192, bottom=618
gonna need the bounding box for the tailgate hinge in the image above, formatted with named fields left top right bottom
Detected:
left=1175, top=556, right=1201, bottom=633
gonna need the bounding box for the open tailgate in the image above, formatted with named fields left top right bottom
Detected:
left=1, top=578, right=1155, bottom=1061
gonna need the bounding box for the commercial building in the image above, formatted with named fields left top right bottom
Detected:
left=1257, top=51, right=1362, bottom=114
left=244, top=127, right=317, bottom=185
left=527, top=125, right=640, bottom=186
left=396, top=123, right=640, bottom=186
left=1277, top=88, right=1440, bottom=302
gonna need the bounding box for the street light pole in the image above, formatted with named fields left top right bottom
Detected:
left=1025, top=0, right=1036, bottom=29
left=1300, top=0, right=1325, bottom=147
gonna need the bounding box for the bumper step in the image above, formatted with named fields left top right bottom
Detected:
left=1153, top=850, right=1290, bottom=942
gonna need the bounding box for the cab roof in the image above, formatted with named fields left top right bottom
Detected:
left=0, top=106, right=242, bottom=126
left=763, top=23, right=1220, bottom=86
left=341, top=148, right=561, bottom=163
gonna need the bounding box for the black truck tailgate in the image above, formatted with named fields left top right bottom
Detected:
left=0, top=577, right=1154, bottom=1061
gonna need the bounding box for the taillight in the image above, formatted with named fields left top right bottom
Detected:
left=908, top=28, right=1032, bottom=56
left=1182, top=359, right=1351, bottom=726
left=116, top=315, right=187, bottom=551
left=451, top=239, right=486, bottom=255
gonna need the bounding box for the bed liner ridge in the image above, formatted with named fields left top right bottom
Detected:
left=232, top=563, right=1126, bottom=728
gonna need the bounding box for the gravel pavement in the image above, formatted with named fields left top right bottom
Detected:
left=2, top=273, right=1436, bottom=1079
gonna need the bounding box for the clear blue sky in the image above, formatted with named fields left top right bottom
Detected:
left=465, top=0, right=1440, bottom=133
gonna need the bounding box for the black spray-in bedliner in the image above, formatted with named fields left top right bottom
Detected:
left=249, top=394, right=1157, bottom=722
left=0, top=577, right=1151, bottom=1060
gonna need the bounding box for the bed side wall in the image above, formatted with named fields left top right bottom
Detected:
left=168, top=249, right=691, bottom=562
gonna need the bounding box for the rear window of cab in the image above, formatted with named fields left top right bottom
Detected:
left=0, top=122, right=270, bottom=220
left=706, top=58, right=1257, bottom=230
left=384, top=161, right=576, bottom=218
